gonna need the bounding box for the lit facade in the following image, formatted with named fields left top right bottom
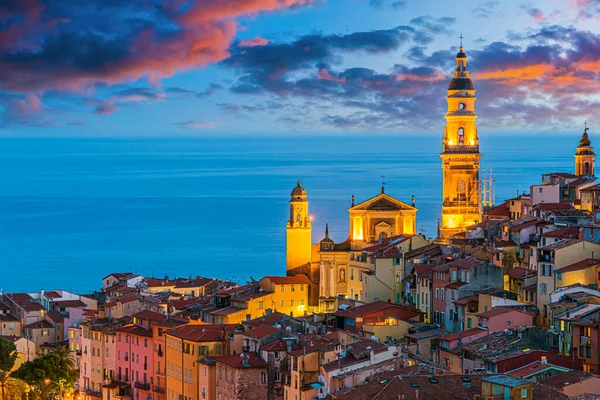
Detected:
left=286, top=181, right=312, bottom=271
left=575, top=125, right=595, bottom=177
left=440, top=45, right=482, bottom=241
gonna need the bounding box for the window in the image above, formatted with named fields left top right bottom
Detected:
left=291, top=300, right=295, bottom=307
left=435, top=289, right=439, bottom=299
left=467, top=318, right=472, bottom=328
left=300, top=299, right=304, bottom=306
left=261, top=372, right=267, bottom=384
left=281, top=300, right=285, bottom=307
left=280, top=285, right=285, bottom=292
left=300, top=284, right=304, bottom=291
left=364, top=291, right=368, bottom=299
left=258, top=301, right=264, bottom=310
left=364, top=276, right=368, bottom=285
left=556, top=271, right=562, bottom=280
left=587, top=346, right=592, bottom=358
left=441, top=290, right=445, bottom=301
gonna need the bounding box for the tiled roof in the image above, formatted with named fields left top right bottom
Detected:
left=244, top=311, right=288, bottom=328
left=115, top=324, right=153, bottom=338
left=507, top=267, right=537, bottom=279
left=321, top=340, right=389, bottom=372
left=261, top=339, right=301, bottom=353
left=541, top=370, right=594, bottom=388
left=132, top=310, right=166, bottom=321
left=485, top=202, right=511, bottom=218
left=482, top=375, right=529, bottom=388
left=541, top=226, right=580, bottom=238
left=440, top=327, right=487, bottom=342
left=333, top=300, right=421, bottom=321
left=261, top=275, right=311, bottom=285
left=509, top=218, right=544, bottom=232
left=454, top=295, right=479, bottom=306
left=209, top=306, right=244, bottom=316
left=445, top=281, right=468, bottom=289
left=174, top=277, right=213, bottom=289
left=232, top=291, right=272, bottom=303
left=404, top=243, right=443, bottom=259
left=477, top=306, right=538, bottom=318
left=166, top=324, right=235, bottom=342
left=413, top=263, right=437, bottom=277
left=52, top=299, right=86, bottom=308
left=538, top=238, right=582, bottom=251
left=559, top=259, right=600, bottom=272
left=214, top=352, right=267, bottom=368
left=493, top=239, right=518, bottom=248
left=0, top=314, right=19, bottom=322
left=24, top=320, right=53, bottom=329
left=103, top=272, right=140, bottom=280
left=46, top=311, right=65, bottom=324
left=533, top=202, right=574, bottom=211
left=243, top=325, right=281, bottom=339
left=433, top=257, right=484, bottom=272
left=404, top=329, right=448, bottom=341
left=44, top=291, right=61, bottom=299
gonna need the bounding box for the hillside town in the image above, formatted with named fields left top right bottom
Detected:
left=4, top=47, right=600, bottom=400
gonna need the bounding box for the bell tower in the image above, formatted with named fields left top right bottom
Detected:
left=286, top=180, right=312, bottom=271
left=439, top=41, right=482, bottom=241
left=575, top=122, right=595, bottom=177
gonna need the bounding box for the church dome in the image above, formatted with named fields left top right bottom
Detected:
left=291, top=180, right=307, bottom=197
left=448, top=77, right=475, bottom=90
left=580, top=131, right=591, bottom=147
left=456, top=49, right=467, bottom=59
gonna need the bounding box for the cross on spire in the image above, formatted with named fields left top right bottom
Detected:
left=381, top=175, right=386, bottom=194
left=459, top=33, right=464, bottom=48
left=585, top=120, right=589, bottom=133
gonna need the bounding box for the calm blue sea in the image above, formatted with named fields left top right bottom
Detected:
left=0, top=134, right=573, bottom=293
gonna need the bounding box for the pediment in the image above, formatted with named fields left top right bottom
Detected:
left=350, top=193, right=416, bottom=212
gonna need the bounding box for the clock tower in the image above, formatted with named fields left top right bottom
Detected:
left=439, top=43, right=482, bottom=241
left=286, top=181, right=312, bottom=271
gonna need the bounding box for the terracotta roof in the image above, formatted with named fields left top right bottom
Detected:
left=538, top=238, right=582, bottom=251
left=24, top=320, right=53, bottom=329
left=0, top=314, right=19, bottom=322
left=209, top=306, right=244, bottom=316
left=477, top=306, right=538, bottom=318
left=132, top=310, right=166, bottom=321
left=485, top=202, right=511, bottom=218
left=321, top=340, right=389, bottom=372
left=115, top=324, right=153, bottom=337
left=244, top=325, right=281, bottom=339
left=506, top=360, right=568, bottom=378
left=433, top=257, right=484, bottom=272
left=509, top=218, right=544, bottom=232
left=507, top=267, right=537, bottom=279
left=103, top=272, right=140, bottom=280
left=261, top=275, right=311, bottom=285
left=244, top=312, right=288, bottom=328
left=214, top=352, right=267, bottom=368
left=404, top=243, right=443, bottom=259
left=541, top=370, right=595, bottom=388
left=166, top=324, right=234, bottom=342
left=541, top=226, right=580, bottom=238
left=445, top=281, right=468, bottom=289
left=52, top=299, right=86, bottom=308
left=405, top=329, right=449, bottom=340
left=533, top=202, right=574, bottom=211
left=261, top=339, right=301, bottom=353
left=44, top=291, right=61, bottom=299
left=46, top=311, right=65, bottom=324
left=440, top=327, right=487, bottom=342
left=559, top=259, right=600, bottom=272
left=454, top=295, right=479, bottom=306
left=333, top=300, right=421, bottom=320
left=413, top=263, right=437, bottom=277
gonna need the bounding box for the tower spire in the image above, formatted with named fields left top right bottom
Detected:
left=325, top=223, right=329, bottom=239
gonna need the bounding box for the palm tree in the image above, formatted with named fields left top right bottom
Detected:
left=51, top=346, right=76, bottom=371
left=0, top=370, right=17, bottom=400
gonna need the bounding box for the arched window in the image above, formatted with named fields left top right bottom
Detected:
left=458, top=128, right=464, bottom=145
left=457, top=179, right=466, bottom=201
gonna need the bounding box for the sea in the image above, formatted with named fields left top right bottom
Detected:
left=0, top=134, right=573, bottom=293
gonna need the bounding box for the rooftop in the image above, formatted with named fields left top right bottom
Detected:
left=559, top=258, right=600, bottom=272
left=541, top=370, right=595, bottom=388
left=214, top=352, right=267, bottom=368
left=482, top=375, right=529, bottom=388
left=261, top=275, right=311, bottom=285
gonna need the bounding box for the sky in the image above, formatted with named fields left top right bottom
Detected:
left=2, top=0, right=600, bottom=136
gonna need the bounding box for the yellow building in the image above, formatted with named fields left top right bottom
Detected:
left=440, top=44, right=482, bottom=241
left=556, top=258, right=600, bottom=288
left=259, top=275, right=310, bottom=317
left=575, top=123, right=595, bottom=177
left=286, top=181, right=312, bottom=271
left=211, top=292, right=275, bottom=324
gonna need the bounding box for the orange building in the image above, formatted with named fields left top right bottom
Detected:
left=151, top=318, right=188, bottom=400
left=165, top=324, right=233, bottom=400
left=259, top=275, right=311, bottom=317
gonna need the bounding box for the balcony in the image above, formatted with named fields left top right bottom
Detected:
left=157, top=349, right=163, bottom=357
left=152, top=386, right=166, bottom=394
left=155, top=370, right=165, bottom=377
left=84, top=389, right=102, bottom=398
left=443, top=145, right=479, bottom=153
left=134, top=382, right=151, bottom=390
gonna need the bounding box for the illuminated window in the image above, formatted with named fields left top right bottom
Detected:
left=458, top=128, right=464, bottom=145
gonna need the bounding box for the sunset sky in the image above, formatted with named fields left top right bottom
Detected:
left=2, top=0, right=600, bottom=136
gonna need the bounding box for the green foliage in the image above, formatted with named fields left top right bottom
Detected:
left=0, top=340, right=17, bottom=372
left=0, top=370, right=26, bottom=400
left=12, top=352, right=77, bottom=397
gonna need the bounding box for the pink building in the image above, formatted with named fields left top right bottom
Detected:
left=438, top=327, right=488, bottom=351
left=476, top=307, right=536, bottom=333
left=115, top=311, right=165, bottom=400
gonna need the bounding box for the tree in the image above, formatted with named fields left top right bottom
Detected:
left=0, top=340, right=17, bottom=372
left=51, top=346, right=76, bottom=371
left=12, top=353, right=78, bottom=399
left=0, top=370, right=17, bottom=400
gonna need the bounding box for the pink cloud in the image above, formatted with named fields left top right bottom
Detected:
left=317, top=67, right=346, bottom=83
left=239, top=36, right=269, bottom=47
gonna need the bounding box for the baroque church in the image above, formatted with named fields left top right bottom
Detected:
left=284, top=44, right=597, bottom=313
